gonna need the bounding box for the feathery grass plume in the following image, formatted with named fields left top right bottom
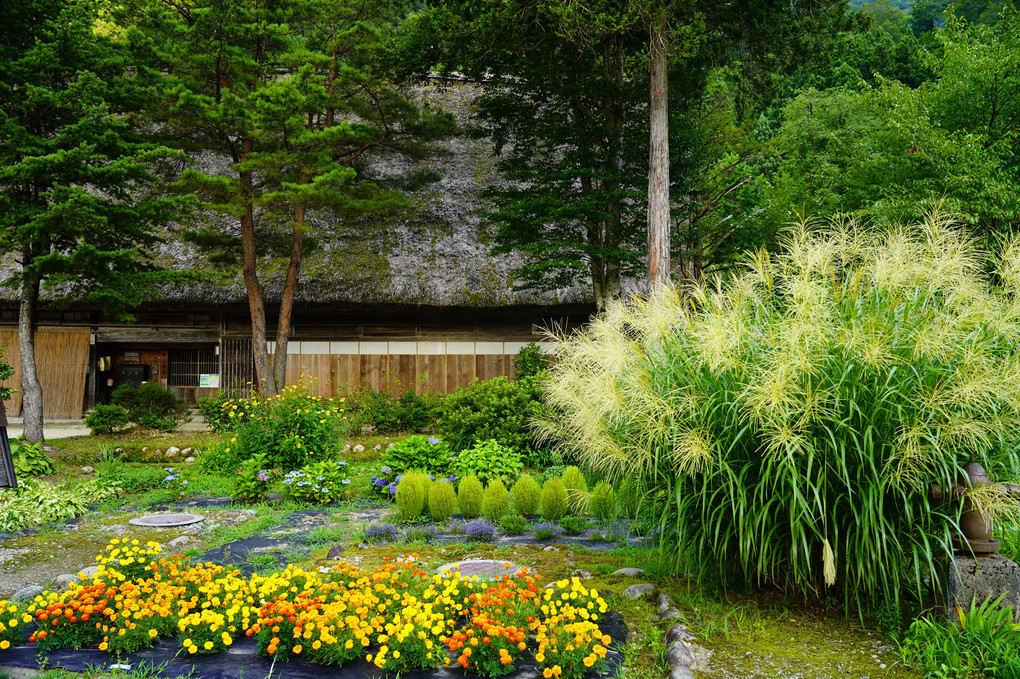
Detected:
left=539, top=208, right=1020, bottom=617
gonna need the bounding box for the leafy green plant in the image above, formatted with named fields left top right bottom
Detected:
left=345, top=386, right=442, bottom=434
left=112, top=383, right=191, bottom=431
left=458, top=474, right=484, bottom=519
left=197, top=391, right=236, bottom=432
left=161, top=467, right=191, bottom=501
left=281, top=459, right=352, bottom=504
left=232, top=454, right=278, bottom=502
left=395, top=471, right=430, bottom=520
left=560, top=515, right=592, bottom=536
left=428, top=479, right=458, bottom=521
left=0, top=479, right=121, bottom=532
left=210, top=381, right=349, bottom=469
left=436, top=376, right=543, bottom=451
left=0, top=349, right=12, bottom=403
left=499, top=514, right=528, bottom=535
left=540, top=211, right=1020, bottom=613
left=589, top=482, right=617, bottom=522
left=900, top=595, right=1020, bottom=678
left=198, top=439, right=243, bottom=474
left=513, top=342, right=551, bottom=380
left=541, top=477, right=569, bottom=520
left=510, top=475, right=542, bottom=516
left=452, top=439, right=522, bottom=485
left=482, top=479, right=510, bottom=522
left=12, top=440, right=56, bottom=477
left=85, top=404, right=131, bottom=435
left=382, top=435, right=453, bottom=475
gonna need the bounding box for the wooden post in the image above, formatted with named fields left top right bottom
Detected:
left=647, top=13, right=670, bottom=291
left=0, top=399, right=17, bottom=489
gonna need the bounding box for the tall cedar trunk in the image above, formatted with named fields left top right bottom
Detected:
left=647, top=15, right=670, bottom=291
left=238, top=138, right=276, bottom=396
left=18, top=247, right=43, bottom=442
left=273, top=168, right=308, bottom=391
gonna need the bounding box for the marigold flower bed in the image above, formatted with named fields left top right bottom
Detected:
left=0, top=539, right=620, bottom=679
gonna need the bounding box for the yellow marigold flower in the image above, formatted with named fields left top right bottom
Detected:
left=293, top=644, right=302, bottom=654
left=204, top=641, right=214, bottom=650
left=148, top=629, right=158, bottom=638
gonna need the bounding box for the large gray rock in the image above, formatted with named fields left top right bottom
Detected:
left=666, top=641, right=695, bottom=668
left=670, top=667, right=695, bottom=679
left=168, top=535, right=192, bottom=547
left=78, top=566, right=100, bottom=579
left=945, top=555, right=1020, bottom=623
left=665, top=624, right=697, bottom=645
left=11, top=585, right=44, bottom=602
left=612, top=567, right=645, bottom=577
left=622, top=583, right=656, bottom=599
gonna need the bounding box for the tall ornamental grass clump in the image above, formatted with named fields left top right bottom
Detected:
left=539, top=211, right=1020, bottom=613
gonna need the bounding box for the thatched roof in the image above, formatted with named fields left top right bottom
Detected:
left=1, top=82, right=591, bottom=309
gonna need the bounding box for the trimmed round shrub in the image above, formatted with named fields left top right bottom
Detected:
left=85, top=404, right=131, bottom=435
left=541, top=477, right=569, bottom=520
left=590, top=482, right=617, bottom=522
left=458, top=474, right=484, bottom=519
left=561, top=466, right=588, bottom=493
left=395, top=471, right=429, bottom=520
left=428, top=479, right=458, bottom=521
left=511, top=475, right=542, bottom=516
left=499, top=514, right=528, bottom=535
left=482, top=479, right=510, bottom=522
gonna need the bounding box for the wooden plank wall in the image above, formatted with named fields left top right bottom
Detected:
left=0, top=327, right=91, bottom=418
left=329, top=353, right=515, bottom=397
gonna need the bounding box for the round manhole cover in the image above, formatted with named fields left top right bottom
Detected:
left=128, top=513, right=205, bottom=528
left=437, top=559, right=529, bottom=580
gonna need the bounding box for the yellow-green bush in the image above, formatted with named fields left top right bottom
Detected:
left=511, top=475, right=542, bottom=516
left=541, top=477, right=569, bottom=520
left=395, top=471, right=429, bottom=520
left=590, top=482, right=616, bottom=522
left=457, top=475, right=484, bottom=519
left=428, top=480, right=458, bottom=521
left=482, top=479, right=510, bottom=522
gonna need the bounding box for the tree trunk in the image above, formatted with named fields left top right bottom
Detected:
left=238, top=139, right=275, bottom=397
left=273, top=169, right=308, bottom=392
left=647, top=14, right=671, bottom=291
left=18, top=249, right=43, bottom=442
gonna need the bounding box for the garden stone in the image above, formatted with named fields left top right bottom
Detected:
left=327, top=544, right=345, bottom=560
left=353, top=445, right=365, bottom=453
left=659, top=593, right=683, bottom=620
left=612, top=567, right=645, bottom=577
left=440, top=548, right=447, bottom=554
left=142, top=446, right=149, bottom=453
left=167, top=446, right=181, bottom=455
left=53, top=574, right=77, bottom=591
left=543, top=545, right=559, bottom=552
left=622, top=583, right=656, bottom=599
left=571, top=569, right=593, bottom=579
left=182, top=448, right=192, bottom=455
left=0, top=533, right=11, bottom=541
left=78, top=566, right=100, bottom=579
left=387, top=443, right=395, bottom=449
left=667, top=640, right=695, bottom=668
left=665, top=624, right=697, bottom=645
left=115, top=447, right=124, bottom=454
left=944, top=555, right=1020, bottom=623
left=81, top=466, right=94, bottom=474
left=12, top=585, right=44, bottom=602
left=185, top=456, right=196, bottom=463
left=373, top=444, right=381, bottom=451
left=168, top=536, right=192, bottom=547
left=670, top=667, right=695, bottom=679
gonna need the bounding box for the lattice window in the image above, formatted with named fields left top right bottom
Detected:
left=168, top=349, right=219, bottom=387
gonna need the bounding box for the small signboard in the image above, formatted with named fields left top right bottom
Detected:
left=0, top=400, right=17, bottom=489
left=124, top=351, right=141, bottom=363
left=199, top=374, right=220, bottom=388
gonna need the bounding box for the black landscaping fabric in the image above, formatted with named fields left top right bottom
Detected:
left=0, top=613, right=626, bottom=679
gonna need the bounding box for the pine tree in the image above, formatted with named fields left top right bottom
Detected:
left=124, top=0, right=453, bottom=395
left=0, top=0, right=190, bottom=441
